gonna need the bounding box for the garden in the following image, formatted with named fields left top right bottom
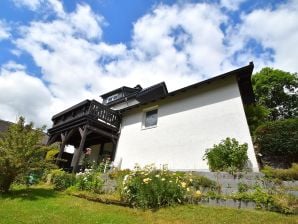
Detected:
left=0, top=121, right=297, bottom=224
left=0, top=68, right=297, bottom=223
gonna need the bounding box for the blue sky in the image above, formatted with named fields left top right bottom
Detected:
left=0, top=0, right=297, bottom=126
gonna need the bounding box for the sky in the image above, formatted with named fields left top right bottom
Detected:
left=0, top=0, right=297, bottom=127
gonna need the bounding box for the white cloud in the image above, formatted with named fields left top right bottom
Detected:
left=2, top=0, right=297, bottom=126
left=0, top=20, right=10, bottom=40
left=220, top=0, right=246, bottom=11
left=0, top=62, right=54, bottom=126
left=12, top=0, right=43, bottom=10
left=227, top=0, right=298, bottom=72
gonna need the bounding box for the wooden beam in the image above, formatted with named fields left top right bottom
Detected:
left=110, top=141, right=117, bottom=161
left=72, top=127, right=88, bottom=173
left=98, top=143, right=105, bottom=162
left=86, top=125, right=118, bottom=140
left=47, top=134, right=58, bottom=145
left=55, top=129, right=75, bottom=165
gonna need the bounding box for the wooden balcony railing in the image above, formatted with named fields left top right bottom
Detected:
left=88, top=100, right=121, bottom=128
left=51, top=100, right=121, bottom=130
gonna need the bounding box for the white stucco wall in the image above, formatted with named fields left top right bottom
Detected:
left=114, top=76, right=259, bottom=172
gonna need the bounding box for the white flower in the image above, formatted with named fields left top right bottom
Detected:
left=143, top=178, right=151, bottom=184
left=181, top=182, right=187, bottom=188
left=123, top=174, right=129, bottom=183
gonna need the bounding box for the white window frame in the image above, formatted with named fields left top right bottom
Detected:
left=141, top=106, right=159, bottom=130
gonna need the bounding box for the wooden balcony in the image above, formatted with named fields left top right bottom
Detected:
left=48, top=99, right=121, bottom=136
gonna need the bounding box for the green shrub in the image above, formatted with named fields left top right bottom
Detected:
left=232, top=186, right=298, bottom=214
left=182, top=173, right=217, bottom=191
left=262, top=164, right=298, bottom=180
left=203, top=138, right=248, bottom=174
left=76, top=170, right=104, bottom=193
left=120, top=164, right=186, bottom=209
left=255, top=118, right=298, bottom=168
left=238, top=182, right=250, bottom=193
left=50, top=169, right=76, bottom=191
left=271, top=194, right=298, bottom=214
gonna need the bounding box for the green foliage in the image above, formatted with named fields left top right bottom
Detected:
left=120, top=164, right=187, bottom=209
left=182, top=173, right=217, bottom=191
left=238, top=182, right=250, bottom=193
left=244, top=104, right=270, bottom=134
left=255, top=118, right=298, bottom=167
left=0, top=117, right=54, bottom=193
left=270, top=194, right=298, bottom=214
left=75, top=170, right=104, bottom=193
left=49, top=169, right=104, bottom=193
left=252, top=67, right=298, bottom=120
left=49, top=169, right=76, bottom=191
left=45, top=145, right=59, bottom=162
left=262, top=164, right=298, bottom=181
left=203, top=138, right=249, bottom=173
left=232, top=186, right=298, bottom=214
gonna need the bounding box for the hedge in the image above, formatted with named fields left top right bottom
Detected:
left=255, top=118, right=298, bottom=168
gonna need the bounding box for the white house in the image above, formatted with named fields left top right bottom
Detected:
left=47, top=62, right=259, bottom=172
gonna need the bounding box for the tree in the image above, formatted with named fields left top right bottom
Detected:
left=254, top=118, right=298, bottom=168
left=244, top=104, right=270, bottom=134
left=0, top=117, right=54, bottom=192
left=252, top=68, right=298, bottom=120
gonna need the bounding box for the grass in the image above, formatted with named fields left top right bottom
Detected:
left=0, top=186, right=297, bottom=224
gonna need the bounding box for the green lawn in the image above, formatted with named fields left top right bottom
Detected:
left=0, top=186, right=297, bottom=224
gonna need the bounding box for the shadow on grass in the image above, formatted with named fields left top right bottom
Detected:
left=0, top=186, right=59, bottom=201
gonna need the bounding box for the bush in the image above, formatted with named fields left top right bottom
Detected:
left=203, top=138, right=248, bottom=174
left=76, top=170, right=104, bottom=193
left=262, top=164, right=298, bottom=181
left=120, top=164, right=187, bottom=209
left=48, top=169, right=104, bottom=193
left=181, top=173, right=217, bottom=191
left=255, top=118, right=298, bottom=168
left=49, top=169, right=76, bottom=191
left=232, top=186, right=298, bottom=214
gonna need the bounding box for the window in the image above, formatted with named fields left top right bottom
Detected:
left=143, top=108, right=158, bottom=128
left=106, top=93, right=120, bottom=103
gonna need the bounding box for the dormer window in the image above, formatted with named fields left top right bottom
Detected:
left=106, top=93, right=121, bottom=103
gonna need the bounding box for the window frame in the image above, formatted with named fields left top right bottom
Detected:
left=141, top=106, right=159, bottom=130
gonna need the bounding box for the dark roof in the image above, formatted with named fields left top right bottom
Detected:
left=120, top=62, right=255, bottom=112
left=0, top=119, right=13, bottom=133
left=136, top=82, right=168, bottom=103
left=100, top=86, right=142, bottom=98
left=105, top=82, right=168, bottom=107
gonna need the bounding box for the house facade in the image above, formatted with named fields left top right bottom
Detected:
left=47, top=62, right=259, bottom=172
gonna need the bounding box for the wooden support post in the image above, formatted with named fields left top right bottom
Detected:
left=110, top=140, right=117, bottom=161
left=98, top=143, right=105, bottom=162
left=55, top=129, right=75, bottom=165
left=72, top=127, right=88, bottom=173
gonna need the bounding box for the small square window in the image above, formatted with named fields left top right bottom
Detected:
left=143, top=109, right=158, bottom=128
